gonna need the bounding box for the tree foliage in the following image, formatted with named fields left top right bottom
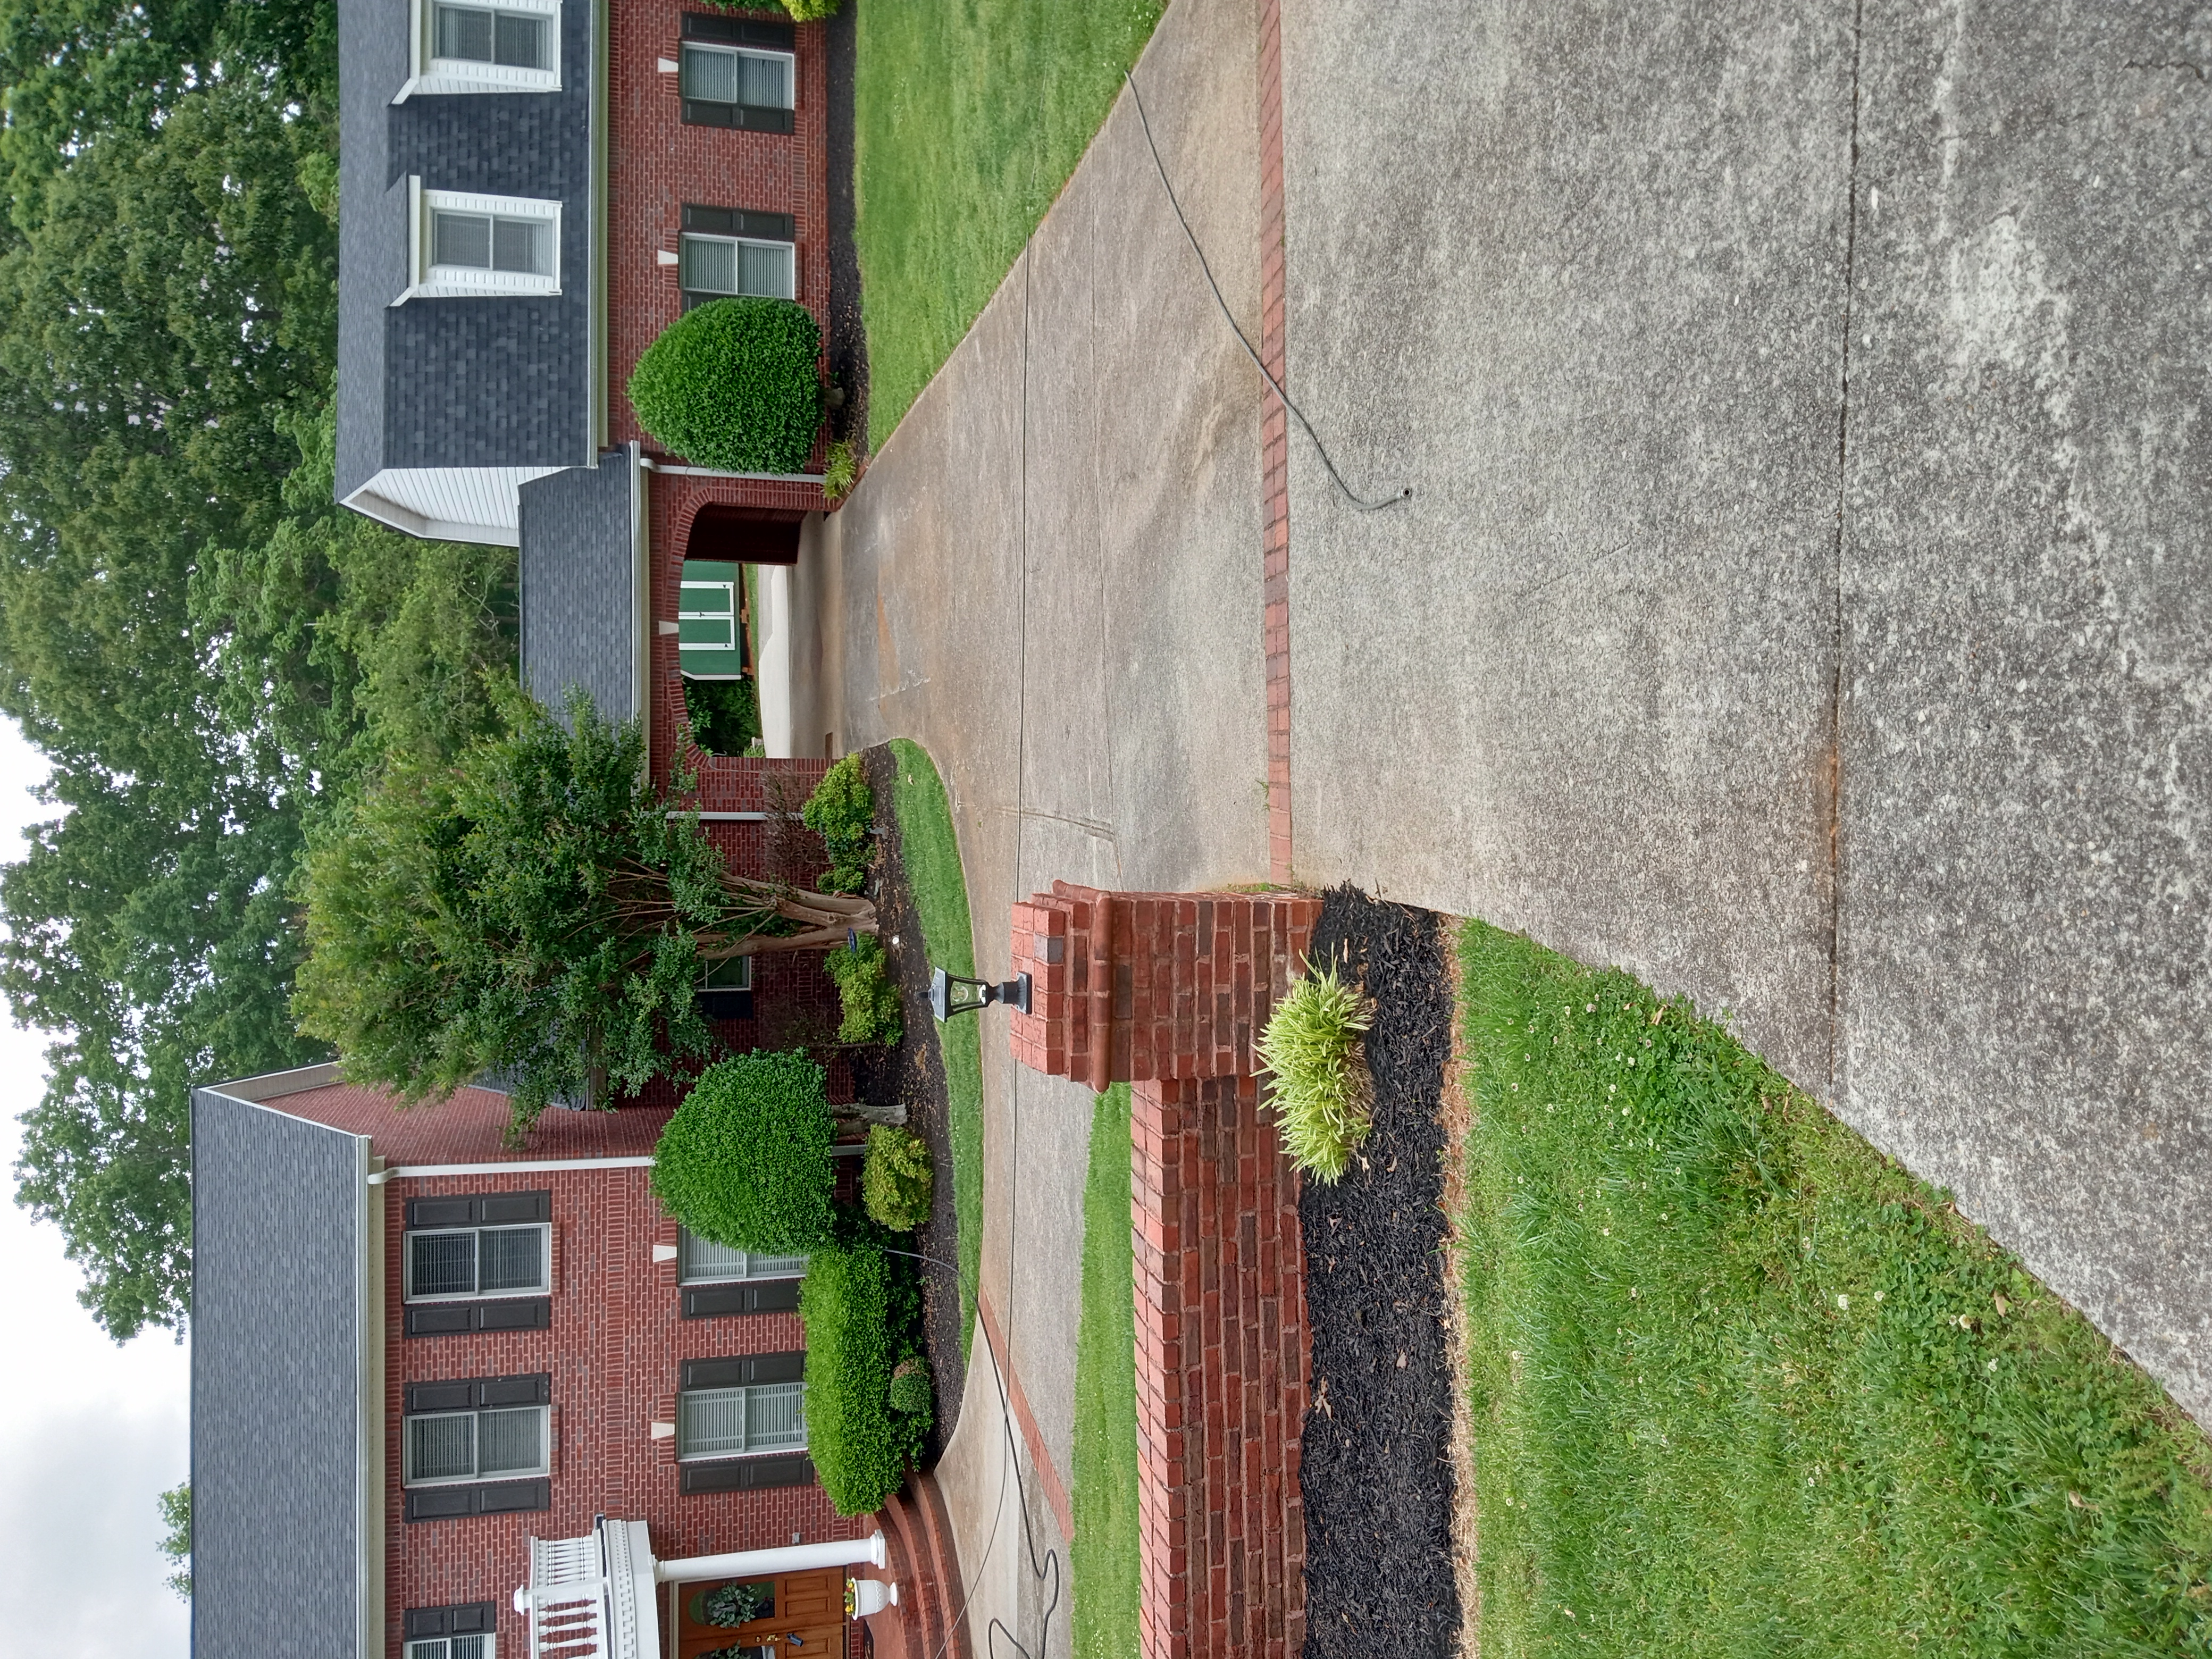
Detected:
left=294, top=693, right=877, bottom=1138
left=0, top=0, right=516, bottom=1339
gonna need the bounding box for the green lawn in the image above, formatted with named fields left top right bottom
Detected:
left=886, top=738, right=983, bottom=1358
left=1073, top=1083, right=1140, bottom=1659
left=1456, top=919, right=2212, bottom=1657
left=852, top=0, right=1167, bottom=449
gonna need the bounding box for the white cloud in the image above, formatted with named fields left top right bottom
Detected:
left=0, top=717, right=190, bottom=1658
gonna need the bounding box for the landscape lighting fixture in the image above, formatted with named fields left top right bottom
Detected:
left=930, top=967, right=1032, bottom=1023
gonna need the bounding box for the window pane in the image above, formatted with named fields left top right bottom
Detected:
left=479, top=1225, right=544, bottom=1293
left=493, top=11, right=545, bottom=67
left=477, top=1406, right=543, bottom=1476
left=679, top=1387, right=747, bottom=1457
left=702, top=956, right=755, bottom=993
left=679, top=1229, right=748, bottom=1284
left=739, top=241, right=794, bottom=300
left=736, top=51, right=791, bottom=110
left=406, top=1413, right=476, bottom=1482
left=405, top=1642, right=450, bottom=1659
left=747, top=1381, right=806, bottom=1449
left=432, top=212, right=493, bottom=270
left=492, top=216, right=549, bottom=275
left=749, top=1250, right=807, bottom=1277
left=434, top=4, right=493, bottom=60
left=451, top=1640, right=487, bottom=1659
left=409, top=1231, right=477, bottom=1298
left=680, top=44, right=738, bottom=104
left=680, top=236, right=739, bottom=297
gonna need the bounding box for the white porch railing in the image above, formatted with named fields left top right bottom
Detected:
left=515, top=1519, right=659, bottom=1659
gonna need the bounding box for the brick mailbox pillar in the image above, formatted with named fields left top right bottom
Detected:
left=1005, top=881, right=1319, bottom=1659
left=1006, top=881, right=1321, bottom=1092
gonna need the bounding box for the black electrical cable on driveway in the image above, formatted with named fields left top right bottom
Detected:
left=1121, top=66, right=1412, bottom=514
left=878, top=1247, right=1063, bottom=1659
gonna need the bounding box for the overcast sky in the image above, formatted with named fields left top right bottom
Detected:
left=0, top=716, right=192, bottom=1658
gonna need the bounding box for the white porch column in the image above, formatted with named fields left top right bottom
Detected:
left=653, top=1532, right=887, bottom=1583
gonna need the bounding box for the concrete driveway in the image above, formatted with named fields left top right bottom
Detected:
left=822, top=0, right=2212, bottom=1623
left=1279, top=0, right=2212, bottom=1420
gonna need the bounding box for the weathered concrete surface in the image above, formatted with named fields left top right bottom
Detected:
left=1279, top=0, right=2212, bottom=1419
left=824, top=0, right=1270, bottom=1629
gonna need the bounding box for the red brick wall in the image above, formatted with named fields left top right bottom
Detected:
left=609, top=0, right=832, bottom=486
left=382, top=1164, right=863, bottom=1657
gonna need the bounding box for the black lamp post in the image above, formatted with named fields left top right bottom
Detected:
left=930, top=967, right=1033, bottom=1022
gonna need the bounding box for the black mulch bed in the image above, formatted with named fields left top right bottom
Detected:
left=1299, top=885, right=1461, bottom=1656
left=847, top=742, right=964, bottom=1463
left=823, top=1, right=867, bottom=450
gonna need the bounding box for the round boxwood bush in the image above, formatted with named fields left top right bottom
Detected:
left=627, top=297, right=823, bottom=474
left=651, top=1050, right=835, bottom=1253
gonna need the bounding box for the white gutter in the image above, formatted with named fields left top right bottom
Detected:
left=369, top=1155, right=655, bottom=1182
left=636, top=456, right=827, bottom=484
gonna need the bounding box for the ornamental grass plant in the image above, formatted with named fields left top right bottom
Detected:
left=1255, top=961, right=1375, bottom=1183
left=626, top=297, right=822, bottom=474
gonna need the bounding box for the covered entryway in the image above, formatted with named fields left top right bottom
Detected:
left=671, top=1567, right=843, bottom=1659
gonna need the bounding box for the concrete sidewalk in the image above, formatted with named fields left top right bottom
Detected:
left=820, top=0, right=1275, bottom=1645
left=1277, top=0, right=2212, bottom=1420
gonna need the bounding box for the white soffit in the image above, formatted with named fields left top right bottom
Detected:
left=344, top=465, right=562, bottom=544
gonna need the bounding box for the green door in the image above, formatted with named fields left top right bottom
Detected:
left=679, top=559, right=747, bottom=678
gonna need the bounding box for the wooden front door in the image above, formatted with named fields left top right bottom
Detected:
left=673, top=1568, right=845, bottom=1659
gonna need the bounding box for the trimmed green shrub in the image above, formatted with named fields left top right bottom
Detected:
left=825, top=935, right=901, bottom=1045
left=1254, top=961, right=1374, bottom=1183
left=803, top=755, right=874, bottom=890
left=862, top=1124, right=933, bottom=1229
left=651, top=1051, right=836, bottom=1253
left=800, top=1243, right=926, bottom=1514
left=683, top=676, right=759, bottom=756
left=627, top=298, right=823, bottom=475
left=889, top=1357, right=933, bottom=1418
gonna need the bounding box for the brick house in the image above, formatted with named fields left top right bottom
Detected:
left=189, top=1059, right=899, bottom=1659
left=334, top=0, right=833, bottom=761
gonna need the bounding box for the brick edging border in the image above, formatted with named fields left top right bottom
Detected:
left=977, top=1287, right=1077, bottom=1544
left=1258, top=0, right=1293, bottom=885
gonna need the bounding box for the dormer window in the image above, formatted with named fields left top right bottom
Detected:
left=397, top=0, right=560, bottom=96
left=396, top=184, right=562, bottom=302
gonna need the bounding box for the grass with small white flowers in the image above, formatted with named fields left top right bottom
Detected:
left=1457, top=918, right=2212, bottom=1657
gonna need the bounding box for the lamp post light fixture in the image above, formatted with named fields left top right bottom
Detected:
left=930, top=967, right=1033, bottom=1023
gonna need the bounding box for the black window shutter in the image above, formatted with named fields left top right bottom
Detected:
left=681, top=1453, right=814, bottom=1495
left=407, top=1195, right=476, bottom=1228
left=748, top=1350, right=806, bottom=1384
left=405, top=1480, right=550, bottom=1522
left=682, top=1278, right=800, bottom=1319
left=682, top=1350, right=804, bottom=1388
left=683, top=203, right=798, bottom=242
left=405, top=1608, right=451, bottom=1639
left=684, top=204, right=736, bottom=236
left=449, top=1603, right=498, bottom=1635
left=738, top=105, right=796, bottom=135
left=404, top=1487, right=479, bottom=1522
left=476, top=1297, right=552, bottom=1331
left=406, top=1304, right=478, bottom=1338
left=681, top=98, right=738, bottom=128
left=405, top=1379, right=478, bottom=1414
left=681, top=12, right=792, bottom=46
left=480, top=1190, right=552, bottom=1224
left=476, top=1372, right=552, bottom=1406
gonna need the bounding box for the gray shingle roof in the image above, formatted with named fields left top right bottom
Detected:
left=520, top=454, right=641, bottom=723
left=336, top=0, right=599, bottom=502
left=190, top=1086, right=369, bottom=1659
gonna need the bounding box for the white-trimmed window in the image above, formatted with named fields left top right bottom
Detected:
left=677, top=1383, right=807, bottom=1461
left=406, top=1639, right=491, bottom=1659
left=678, top=1228, right=806, bottom=1285
left=399, top=0, right=560, bottom=96
left=406, top=1221, right=550, bottom=1302
left=402, top=184, right=562, bottom=300
left=678, top=41, right=793, bottom=113
left=678, top=232, right=795, bottom=303
left=404, top=1401, right=550, bottom=1486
